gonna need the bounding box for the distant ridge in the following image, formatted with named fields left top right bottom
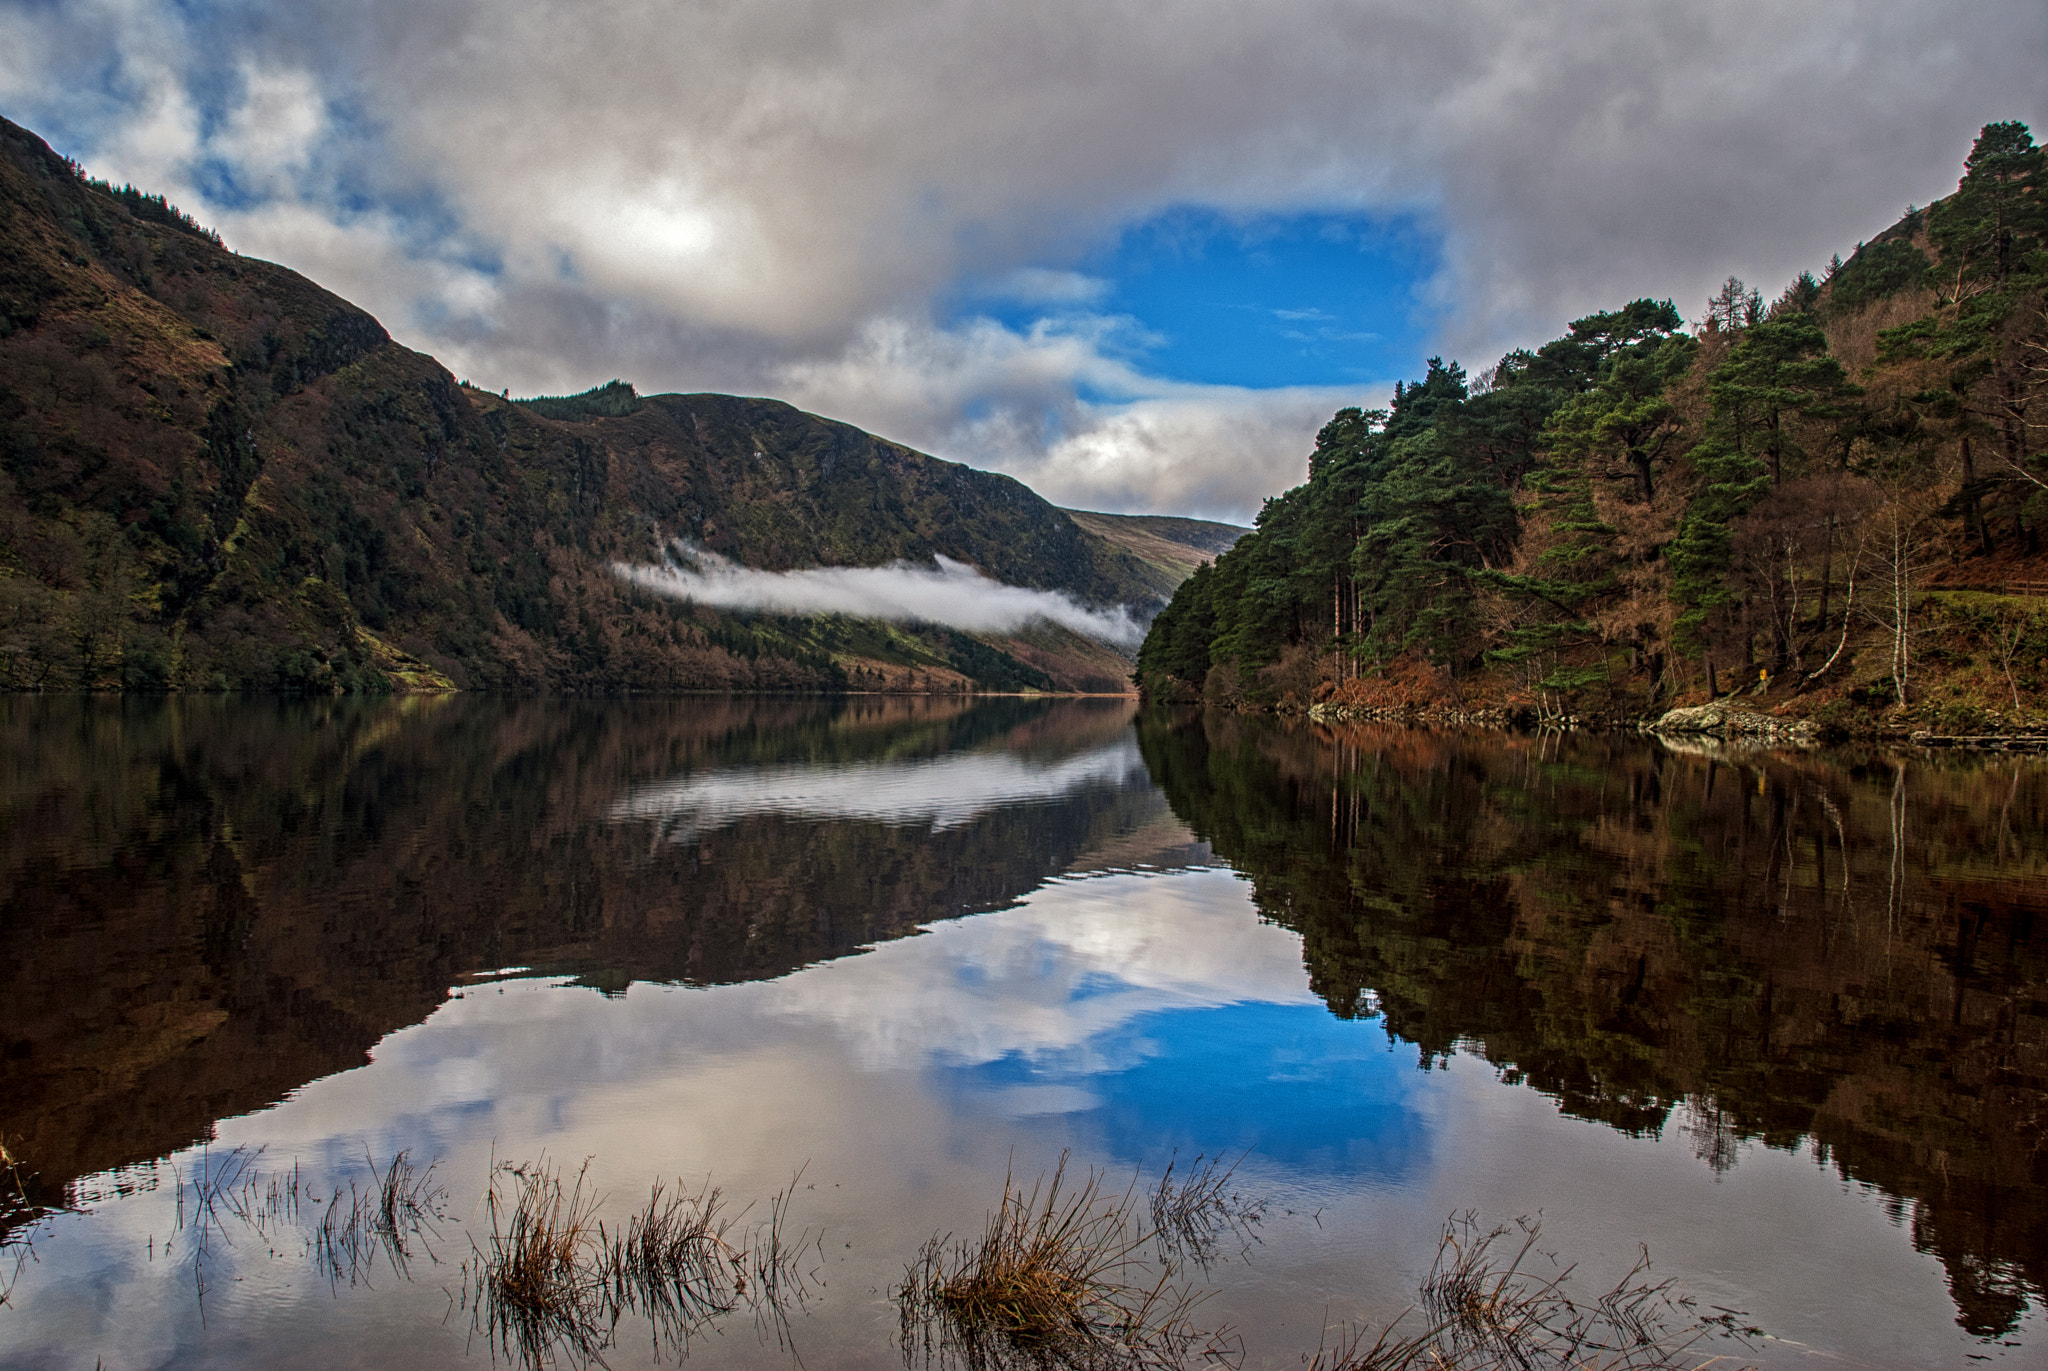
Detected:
left=510, top=379, right=644, bottom=421
left=1060, top=510, right=1247, bottom=603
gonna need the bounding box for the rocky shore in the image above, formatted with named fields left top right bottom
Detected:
left=1298, top=697, right=2047, bottom=752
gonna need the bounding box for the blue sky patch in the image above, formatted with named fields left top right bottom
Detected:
left=961, top=209, right=1440, bottom=390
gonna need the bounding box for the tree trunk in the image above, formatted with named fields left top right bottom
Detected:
left=1891, top=519, right=1911, bottom=706
left=1960, top=433, right=1994, bottom=554
left=1816, top=513, right=1835, bottom=637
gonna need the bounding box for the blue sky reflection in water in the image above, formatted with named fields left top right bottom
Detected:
left=949, top=998, right=1429, bottom=1177
left=0, top=697, right=2041, bottom=1370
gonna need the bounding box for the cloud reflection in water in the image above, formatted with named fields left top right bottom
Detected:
left=607, top=738, right=1148, bottom=842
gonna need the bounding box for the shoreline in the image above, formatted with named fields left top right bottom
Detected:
left=1293, top=697, right=2048, bottom=752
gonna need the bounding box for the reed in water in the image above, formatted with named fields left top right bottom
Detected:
left=1306, top=1213, right=1759, bottom=1371
left=901, top=1161, right=1757, bottom=1371
left=897, top=1151, right=1231, bottom=1371
left=465, top=1155, right=820, bottom=1368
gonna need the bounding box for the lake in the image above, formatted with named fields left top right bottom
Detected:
left=1, top=695, right=2042, bottom=1369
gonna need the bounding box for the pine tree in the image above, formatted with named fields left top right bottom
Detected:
left=1708, top=317, right=1859, bottom=486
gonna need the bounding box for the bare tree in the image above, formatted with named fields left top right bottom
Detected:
left=1704, top=276, right=1762, bottom=334
left=1856, top=481, right=1940, bottom=706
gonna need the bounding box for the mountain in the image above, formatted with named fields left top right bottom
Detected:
left=1059, top=510, right=1246, bottom=602
left=0, top=114, right=1240, bottom=695
left=1137, top=120, right=2048, bottom=735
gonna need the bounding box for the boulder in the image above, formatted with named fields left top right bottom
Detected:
left=1650, top=704, right=1815, bottom=745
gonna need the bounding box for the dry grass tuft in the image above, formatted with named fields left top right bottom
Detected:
left=466, top=1156, right=821, bottom=1369
left=898, top=1151, right=1236, bottom=1371
left=603, top=1178, right=750, bottom=1357
left=470, top=1157, right=614, bottom=1368
left=1307, top=1213, right=1760, bottom=1371
left=314, top=1149, right=449, bottom=1286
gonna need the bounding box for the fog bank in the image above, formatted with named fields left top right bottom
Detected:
left=613, top=543, right=1145, bottom=646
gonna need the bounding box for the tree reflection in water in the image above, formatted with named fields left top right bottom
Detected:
left=1137, top=708, right=2048, bottom=1339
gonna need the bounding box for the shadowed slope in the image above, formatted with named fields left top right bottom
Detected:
left=0, top=115, right=1184, bottom=694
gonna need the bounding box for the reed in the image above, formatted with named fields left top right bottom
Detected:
left=470, top=1157, right=615, bottom=1368
left=1146, top=1153, right=1265, bottom=1274
left=467, top=1158, right=821, bottom=1369
left=742, top=1170, right=822, bottom=1347
left=603, top=1178, right=746, bottom=1357
left=0, top=1145, right=39, bottom=1307
left=1306, top=1213, right=1759, bottom=1371
left=898, top=1152, right=1232, bottom=1371
left=314, top=1149, right=448, bottom=1285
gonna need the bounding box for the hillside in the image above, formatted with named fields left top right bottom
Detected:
left=1060, top=509, right=1247, bottom=601
left=1138, top=120, right=2048, bottom=737
left=0, top=114, right=1195, bottom=694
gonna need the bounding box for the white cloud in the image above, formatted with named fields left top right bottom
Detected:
left=979, top=268, right=1113, bottom=306
left=213, top=64, right=325, bottom=192
left=763, top=868, right=1314, bottom=1072
left=2, top=0, right=2041, bottom=521
left=762, top=312, right=1347, bottom=519
left=1029, top=387, right=1352, bottom=519
left=613, top=542, right=1147, bottom=644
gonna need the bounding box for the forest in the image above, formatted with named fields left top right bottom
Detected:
left=1137, top=122, right=2048, bottom=734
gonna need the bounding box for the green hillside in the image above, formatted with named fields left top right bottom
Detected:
left=1138, top=121, right=2048, bottom=736
left=0, top=115, right=1180, bottom=694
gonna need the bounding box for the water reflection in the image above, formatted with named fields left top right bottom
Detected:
left=1137, top=708, right=2048, bottom=1341
left=2, top=696, right=2045, bottom=1370
left=0, top=694, right=1176, bottom=1225
left=610, top=742, right=1147, bottom=840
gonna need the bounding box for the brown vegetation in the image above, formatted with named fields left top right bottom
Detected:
left=1308, top=1215, right=1756, bottom=1371
left=898, top=1152, right=1228, bottom=1371
left=466, top=1156, right=819, bottom=1369
left=0, top=115, right=1188, bottom=696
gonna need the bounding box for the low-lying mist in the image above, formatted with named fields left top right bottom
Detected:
left=612, top=542, right=1146, bottom=646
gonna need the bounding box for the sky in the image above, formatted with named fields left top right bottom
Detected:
left=2, top=1, right=2041, bottom=524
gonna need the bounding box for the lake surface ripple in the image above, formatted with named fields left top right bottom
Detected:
left=2, top=696, right=2043, bottom=1369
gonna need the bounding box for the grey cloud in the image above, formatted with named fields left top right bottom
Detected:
left=3, top=1, right=2042, bottom=521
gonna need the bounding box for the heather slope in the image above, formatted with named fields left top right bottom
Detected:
left=0, top=115, right=1175, bottom=694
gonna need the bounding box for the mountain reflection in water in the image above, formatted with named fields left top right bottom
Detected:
left=1, top=694, right=1181, bottom=1220
left=0, top=695, right=2043, bottom=1369
left=1139, top=708, right=2048, bottom=1341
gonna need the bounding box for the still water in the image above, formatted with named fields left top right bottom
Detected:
left=1, top=696, right=2043, bottom=1369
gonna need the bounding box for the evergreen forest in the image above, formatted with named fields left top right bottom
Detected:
left=1138, top=122, right=2048, bottom=733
